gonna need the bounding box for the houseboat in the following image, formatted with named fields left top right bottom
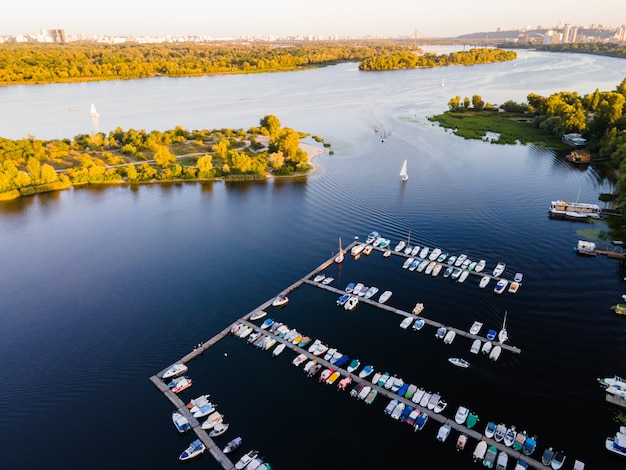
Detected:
left=549, top=200, right=600, bottom=219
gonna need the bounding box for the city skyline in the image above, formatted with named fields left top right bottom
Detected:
left=2, top=0, right=624, bottom=39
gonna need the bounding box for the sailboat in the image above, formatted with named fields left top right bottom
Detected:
left=441, top=77, right=445, bottom=87
left=498, top=311, right=508, bottom=343
left=90, top=103, right=100, bottom=119
left=334, top=237, right=344, bottom=264
left=400, top=160, right=408, bottom=182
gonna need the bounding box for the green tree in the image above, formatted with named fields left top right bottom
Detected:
left=472, top=95, right=485, bottom=111
left=153, top=144, right=176, bottom=167
left=260, top=115, right=281, bottom=136
left=448, top=96, right=461, bottom=111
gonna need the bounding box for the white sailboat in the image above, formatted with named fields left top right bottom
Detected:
left=498, top=310, right=508, bottom=343
left=441, top=77, right=445, bottom=87
left=400, top=160, right=408, bottom=182
left=334, top=237, right=344, bottom=264
left=90, top=103, right=100, bottom=118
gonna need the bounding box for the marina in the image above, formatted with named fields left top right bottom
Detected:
left=150, top=236, right=570, bottom=469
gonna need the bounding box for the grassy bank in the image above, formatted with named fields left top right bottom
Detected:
left=428, top=111, right=570, bottom=149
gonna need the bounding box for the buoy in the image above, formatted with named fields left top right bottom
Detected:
left=224, top=352, right=228, bottom=357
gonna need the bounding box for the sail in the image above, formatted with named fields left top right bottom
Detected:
left=400, top=160, right=408, bottom=181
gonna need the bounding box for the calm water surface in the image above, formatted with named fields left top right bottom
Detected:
left=1, top=49, right=626, bottom=469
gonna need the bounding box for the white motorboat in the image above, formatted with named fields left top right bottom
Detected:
left=427, top=393, right=440, bottom=409
left=473, top=440, right=488, bottom=462
left=403, top=257, right=414, bottom=269
left=351, top=243, right=365, bottom=256
left=435, top=326, right=446, bottom=339
left=412, top=303, right=424, bottom=315
left=485, top=422, right=496, bottom=439
left=249, top=310, right=267, bottom=321
left=494, top=279, right=508, bottom=294
left=433, top=400, right=447, bottom=413
left=455, top=405, right=469, bottom=424
left=429, top=248, right=442, bottom=261
left=193, top=402, right=217, bottom=418
left=443, top=330, right=456, bottom=344
left=187, top=394, right=210, bottom=410
left=201, top=411, right=224, bottom=430
left=479, top=275, right=491, bottom=288
left=322, top=276, right=334, bottom=285
left=235, top=450, right=259, bottom=469
left=514, top=272, right=524, bottom=283
left=378, top=290, right=392, bottom=304
left=470, top=339, right=481, bottom=354
left=605, top=426, right=626, bottom=457
left=508, top=281, right=520, bottom=293
left=413, top=318, right=425, bottom=330
left=347, top=359, right=361, bottom=373
left=469, top=321, right=483, bottom=335
left=494, top=423, right=507, bottom=442
left=172, top=377, right=192, bottom=394
left=363, top=244, right=373, bottom=255
left=344, top=295, right=359, bottom=311
left=448, top=357, right=470, bottom=368
left=475, top=259, right=486, bottom=273
left=292, top=353, right=308, bottom=366
left=458, top=270, right=469, bottom=283
left=437, top=423, right=451, bottom=442
left=489, top=345, right=502, bottom=361
left=425, top=261, right=437, bottom=275
left=313, top=274, right=325, bottom=282
left=323, top=348, right=337, bottom=362
left=496, top=451, right=509, bottom=470
left=272, top=343, right=286, bottom=357
left=400, top=159, right=408, bottom=181
left=364, top=286, right=379, bottom=299
left=394, top=240, right=406, bottom=252
left=504, top=426, right=517, bottom=446
left=390, top=402, right=405, bottom=420
left=400, top=317, right=413, bottom=329
left=384, top=398, right=398, bottom=415
left=455, top=254, right=467, bottom=267
left=209, top=422, right=229, bottom=437
left=163, top=363, right=188, bottom=380
left=179, top=439, right=206, bottom=461
left=412, top=388, right=425, bottom=404
left=420, top=391, right=432, bottom=407
left=223, top=437, right=243, bottom=454
left=411, top=245, right=421, bottom=257
left=272, top=294, right=289, bottom=307
left=359, top=365, right=374, bottom=378
left=172, top=411, right=191, bottom=433
left=419, top=246, right=429, bottom=259
left=383, top=249, right=392, bottom=257
left=492, top=262, right=506, bottom=277
left=481, top=341, right=492, bottom=354
left=358, top=385, right=371, bottom=400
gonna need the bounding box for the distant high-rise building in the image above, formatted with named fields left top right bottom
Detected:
left=562, top=23, right=572, bottom=43
left=618, top=25, right=626, bottom=42
left=48, top=29, right=66, bottom=44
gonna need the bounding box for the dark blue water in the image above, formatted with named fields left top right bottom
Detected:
left=1, top=50, right=626, bottom=469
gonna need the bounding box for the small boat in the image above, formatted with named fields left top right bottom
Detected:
left=486, top=329, right=497, bottom=341
left=551, top=451, right=566, bottom=469
left=572, top=460, right=585, bottom=470
left=404, top=384, right=417, bottom=399
left=461, top=258, right=471, bottom=270
left=412, top=388, right=425, bottom=404
left=406, top=409, right=420, bottom=426
left=345, top=282, right=356, bottom=293
left=496, top=451, right=509, bottom=470
left=250, top=310, right=267, bottom=321
left=468, top=261, right=477, bottom=271
left=395, top=240, right=406, bottom=252
left=172, top=411, right=191, bottom=433
left=377, top=372, right=390, bottom=387
left=382, top=248, right=391, bottom=257
left=420, top=391, right=432, bottom=407
left=447, top=255, right=457, bottom=266
left=400, top=317, right=413, bottom=329
left=347, top=359, right=361, bottom=373
left=414, top=412, right=429, bottom=431
left=366, top=231, right=380, bottom=244
left=515, top=459, right=529, bottom=470
left=479, top=276, right=491, bottom=288
left=513, top=431, right=527, bottom=451
left=400, top=159, right=408, bottom=182
left=522, top=436, right=537, bottom=456
left=514, top=272, right=524, bottom=283
left=475, top=259, right=486, bottom=273
left=187, top=394, right=211, bottom=410
left=432, top=264, right=443, bottom=277
left=448, top=357, right=470, bottom=368
left=466, top=412, right=479, bottom=429
left=308, top=364, right=322, bottom=377
left=322, top=276, right=334, bottom=285
left=498, top=311, right=508, bottom=343
left=329, top=350, right=343, bottom=364
left=272, top=343, right=286, bottom=357
left=326, top=370, right=341, bottom=385
left=359, top=365, right=374, bottom=378
left=437, top=252, right=449, bottom=263
left=470, top=321, right=483, bottom=335
left=436, top=423, right=451, bottom=442
left=494, top=279, right=508, bottom=294
left=378, top=290, right=392, bottom=304
left=201, top=411, right=224, bottom=430
left=324, top=348, right=337, bottom=362
left=508, top=281, right=520, bottom=293
left=337, top=376, right=352, bottom=390
left=193, top=403, right=217, bottom=418
left=247, top=331, right=261, bottom=344
left=272, top=294, right=289, bottom=307
left=334, top=354, right=350, bottom=367
left=485, top=422, right=496, bottom=439
left=455, top=406, right=469, bottom=425
left=427, top=393, right=440, bottom=410
left=260, top=318, right=274, bottom=330
left=413, top=318, right=425, bottom=330
left=492, top=262, right=506, bottom=277
left=363, top=245, right=373, bottom=256
left=386, top=375, right=399, bottom=391
left=172, top=377, right=192, bottom=394
left=163, top=363, right=188, bottom=380
left=298, top=336, right=311, bottom=348
left=457, top=433, right=468, bottom=451
left=292, top=353, right=308, bottom=366
left=411, top=246, right=421, bottom=257
left=443, top=330, right=456, bottom=344
left=403, top=257, right=414, bottom=269
left=443, top=266, right=454, bottom=278
left=223, top=436, right=243, bottom=454
left=605, top=426, right=626, bottom=457
left=179, top=439, right=206, bottom=461
left=417, top=259, right=429, bottom=272
left=404, top=245, right=414, bottom=256
left=435, top=326, right=447, bottom=339
left=504, top=426, right=516, bottom=447
left=90, top=103, right=100, bottom=118
left=481, top=341, right=493, bottom=354
left=397, top=382, right=409, bottom=397
left=489, top=345, right=502, bottom=361
left=470, top=339, right=481, bottom=354
left=412, top=303, right=424, bottom=315
left=419, top=246, right=429, bottom=259
left=350, top=382, right=365, bottom=397
left=351, top=243, right=365, bottom=256
left=364, top=388, right=378, bottom=404
left=408, top=258, right=420, bottom=271
left=358, top=385, right=371, bottom=400
left=494, top=424, right=507, bottom=442
left=209, top=422, right=229, bottom=437
left=542, top=448, right=555, bottom=466
left=235, top=450, right=259, bottom=469
left=384, top=398, right=398, bottom=415
left=335, top=237, right=344, bottom=264
left=458, top=270, right=469, bottom=283
left=451, top=268, right=462, bottom=280
left=319, top=368, right=333, bottom=382
left=455, top=254, right=467, bottom=267
left=483, top=445, right=498, bottom=468
left=425, top=261, right=437, bottom=275
left=364, top=286, right=378, bottom=299
left=344, top=295, right=359, bottom=311
left=303, top=360, right=317, bottom=374
left=313, top=273, right=325, bottom=282
left=391, top=403, right=406, bottom=421
left=473, top=440, right=487, bottom=462
left=433, top=400, right=447, bottom=413
left=429, top=248, right=442, bottom=261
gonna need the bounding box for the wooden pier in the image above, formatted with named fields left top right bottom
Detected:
left=149, top=238, right=555, bottom=468
left=606, top=392, right=626, bottom=409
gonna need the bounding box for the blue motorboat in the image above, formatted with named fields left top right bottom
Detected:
left=345, top=282, right=356, bottom=293
left=486, top=329, right=497, bottom=341
left=400, top=405, right=414, bottom=422
left=179, top=439, right=206, bottom=461
left=414, top=412, right=429, bottom=431
left=397, top=383, right=409, bottom=397
left=522, top=436, right=537, bottom=456
left=334, top=355, right=350, bottom=368
left=336, top=294, right=350, bottom=306
left=413, top=319, right=425, bottom=330
left=260, top=318, right=274, bottom=330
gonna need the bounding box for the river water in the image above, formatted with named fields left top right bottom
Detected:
left=1, top=48, right=626, bottom=469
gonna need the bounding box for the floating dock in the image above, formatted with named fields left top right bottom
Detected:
left=150, top=238, right=561, bottom=468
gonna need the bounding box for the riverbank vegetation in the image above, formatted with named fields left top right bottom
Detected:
left=0, top=41, right=409, bottom=86
left=429, top=78, right=626, bottom=225
left=501, top=42, right=626, bottom=59
left=358, top=47, right=516, bottom=71
left=0, top=115, right=318, bottom=200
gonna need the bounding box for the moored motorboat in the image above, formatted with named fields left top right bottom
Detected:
left=187, top=394, right=210, bottom=410
left=481, top=341, right=493, bottom=354
left=209, top=422, right=229, bottom=437
left=347, top=359, right=361, bottom=373
left=272, top=343, right=286, bottom=357
left=458, top=270, right=469, bottom=283
left=413, top=318, right=425, bottom=330
left=448, top=357, right=469, bottom=368
left=486, top=329, right=497, bottom=341
left=235, top=450, right=259, bottom=470
left=414, top=412, right=428, bottom=431
left=345, top=282, right=356, bottom=293
left=475, top=259, right=486, bottom=273
left=260, top=318, right=274, bottom=330
left=326, top=370, right=341, bottom=385
left=489, top=345, right=502, bottom=361
left=504, top=426, right=516, bottom=447
left=551, top=451, right=566, bottom=469
left=513, top=431, right=527, bottom=451
left=496, top=451, right=508, bottom=470
left=334, top=354, right=350, bottom=367
left=364, top=388, right=378, bottom=404
left=427, top=392, right=440, bottom=410
left=466, top=412, right=479, bottom=429
left=272, top=294, right=289, bottom=307
left=522, top=436, right=537, bottom=456
left=435, top=326, right=446, bottom=339
left=359, top=365, right=374, bottom=378
left=395, top=240, right=406, bottom=252
left=358, top=385, right=371, bottom=400
left=412, top=388, right=425, bottom=404
left=406, top=409, right=420, bottom=426
left=250, top=310, right=267, bottom=321
left=292, top=353, right=308, bottom=366
left=483, top=445, right=498, bottom=468
left=322, top=276, right=334, bottom=285
left=542, top=448, right=555, bottom=466
left=455, top=405, right=469, bottom=425
left=429, top=248, right=442, bottom=261
left=378, top=290, right=392, bottom=304
left=404, top=384, right=417, bottom=399
left=508, top=281, right=520, bottom=293
left=470, top=321, right=483, bottom=335
left=473, top=440, right=487, bottom=462
left=163, top=363, right=188, bottom=380
left=223, top=436, right=243, bottom=454
left=436, top=423, right=451, bottom=442
left=443, top=266, right=454, bottom=278
left=337, top=376, right=352, bottom=390
left=201, top=411, right=224, bottom=430
left=485, top=422, right=496, bottom=439
left=344, top=295, right=359, bottom=311
left=366, top=231, right=380, bottom=244
left=193, top=402, right=217, bottom=418
left=179, top=439, right=206, bottom=461
left=319, top=368, right=334, bottom=382
left=403, top=257, right=414, bottom=269
left=172, top=411, right=191, bottom=433
left=443, top=330, right=456, bottom=344
left=455, top=254, right=467, bottom=267
left=172, top=377, right=192, bottom=394
left=605, top=426, right=626, bottom=457
left=470, top=339, right=481, bottom=354
left=420, top=391, right=432, bottom=407
left=433, top=399, right=447, bottom=413
left=412, top=303, right=424, bottom=314
left=494, top=424, right=507, bottom=442
left=400, top=317, right=413, bottom=329
left=451, top=268, right=462, bottom=280
left=515, top=459, right=529, bottom=470
left=498, top=311, right=508, bottom=343
left=494, top=279, right=508, bottom=294
left=492, top=262, right=506, bottom=277
left=350, top=382, right=365, bottom=398
left=479, top=275, right=491, bottom=288
left=397, top=382, right=409, bottom=397
left=384, top=398, right=399, bottom=415
left=336, top=294, right=350, bottom=306
left=377, top=371, right=390, bottom=387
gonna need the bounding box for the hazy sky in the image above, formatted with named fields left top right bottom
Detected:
left=2, top=0, right=624, bottom=38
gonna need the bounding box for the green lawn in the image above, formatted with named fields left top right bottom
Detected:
left=428, top=111, right=570, bottom=149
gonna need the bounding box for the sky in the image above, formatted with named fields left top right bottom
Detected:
left=1, top=0, right=624, bottom=38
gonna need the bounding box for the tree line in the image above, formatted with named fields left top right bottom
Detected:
left=0, top=41, right=413, bottom=85
left=501, top=42, right=626, bottom=59
left=0, top=115, right=314, bottom=200
left=358, top=48, right=517, bottom=71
